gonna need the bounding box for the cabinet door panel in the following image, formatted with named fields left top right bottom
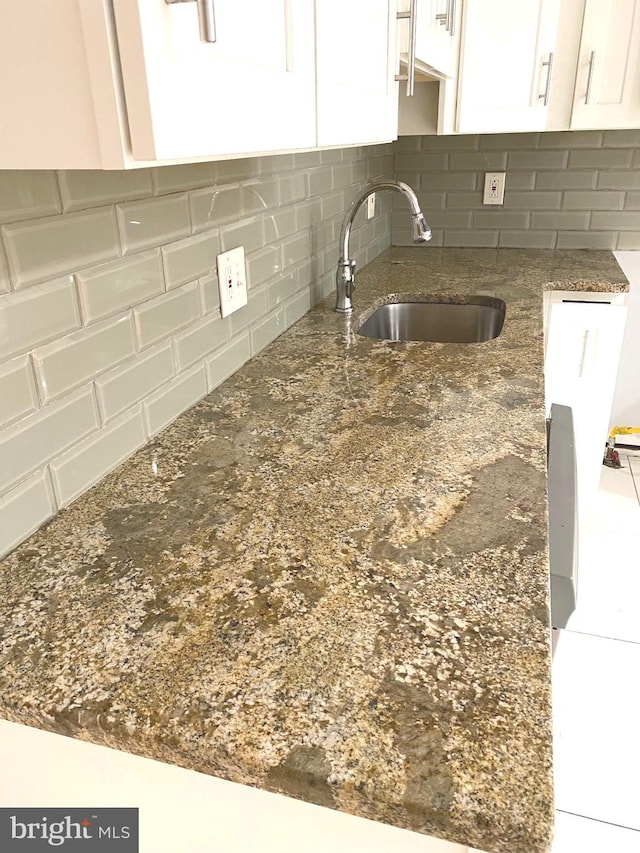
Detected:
left=456, top=0, right=560, bottom=133
left=571, top=0, right=640, bottom=129
left=545, top=301, right=627, bottom=523
left=112, top=0, right=315, bottom=161
left=315, top=0, right=398, bottom=147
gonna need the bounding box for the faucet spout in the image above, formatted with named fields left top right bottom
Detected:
left=334, top=180, right=431, bottom=313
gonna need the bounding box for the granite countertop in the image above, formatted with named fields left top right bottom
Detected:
left=0, top=248, right=628, bottom=853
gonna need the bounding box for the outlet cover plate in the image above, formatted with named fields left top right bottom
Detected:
left=216, top=246, right=248, bottom=318
left=483, top=172, right=506, bottom=205
left=367, top=193, right=376, bottom=219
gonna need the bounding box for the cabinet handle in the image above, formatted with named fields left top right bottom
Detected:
left=585, top=50, right=596, bottom=104
left=395, top=0, right=418, bottom=97
left=164, top=0, right=216, bottom=43
left=448, top=0, right=456, bottom=37
left=538, top=52, right=554, bottom=106
left=578, top=330, right=589, bottom=378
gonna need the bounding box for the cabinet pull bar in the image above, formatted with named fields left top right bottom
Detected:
left=538, top=52, right=554, bottom=106
left=585, top=50, right=595, bottom=104
left=578, top=330, right=589, bottom=378
left=449, top=0, right=456, bottom=37
left=395, top=0, right=417, bottom=96
left=164, top=0, right=216, bottom=43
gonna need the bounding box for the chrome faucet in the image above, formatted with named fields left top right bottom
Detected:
left=334, top=180, right=431, bottom=313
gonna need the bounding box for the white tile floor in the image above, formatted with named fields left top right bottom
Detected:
left=552, top=453, right=640, bottom=852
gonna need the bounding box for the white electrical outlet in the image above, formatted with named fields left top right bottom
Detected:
left=367, top=193, right=376, bottom=219
left=216, top=246, right=248, bottom=318
left=483, top=172, right=506, bottom=205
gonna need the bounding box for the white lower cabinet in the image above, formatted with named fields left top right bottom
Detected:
left=0, top=0, right=398, bottom=169
left=544, top=293, right=628, bottom=529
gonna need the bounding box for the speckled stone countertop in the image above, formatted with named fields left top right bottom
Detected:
left=0, top=249, right=628, bottom=853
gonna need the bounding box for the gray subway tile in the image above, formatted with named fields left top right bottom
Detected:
left=143, top=365, right=208, bottom=436
left=174, top=314, right=229, bottom=370
left=473, top=211, right=530, bottom=229
left=284, top=290, right=312, bottom=328
left=0, top=247, right=9, bottom=293
left=321, top=190, right=344, bottom=219
left=3, top=209, right=120, bottom=288
left=504, top=191, right=562, bottom=210
left=250, top=307, right=285, bottom=355
left=508, top=150, right=568, bottom=170
left=569, top=149, right=634, bottom=169
left=95, top=342, right=175, bottom=423
left=308, top=167, right=334, bottom=197
left=590, top=211, right=640, bottom=230
left=263, top=209, right=297, bottom=241
left=0, top=355, right=39, bottom=429
left=247, top=246, right=281, bottom=288
left=134, top=282, right=201, bottom=348
left=556, top=231, right=618, bottom=249
left=395, top=153, right=449, bottom=172
left=77, top=250, right=165, bottom=323
left=58, top=170, right=152, bottom=212
left=498, top=231, right=556, bottom=248
left=616, top=232, right=640, bottom=249
left=539, top=131, right=603, bottom=148
left=212, top=158, right=260, bottom=184
left=449, top=152, right=508, bottom=171
left=530, top=212, right=589, bottom=230
left=33, top=315, right=137, bottom=402
left=332, top=163, right=353, bottom=189
left=228, top=287, right=269, bottom=336
left=421, top=135, right=479, bottom=151
left=394, top=136, right=421, bottom=151
left=258, top=154, right=295, bottom=175
left=444, top=191, right=484, bottom=210
left=479, top=133, right=541, bottom=150
left=199, top=272, right=220, bottom=316
left=220, top=216, right=265, bottom=254
left=293, top=151, right=322, bottom=169
left=0, top=387, right=98, bottom=492
left=152, top=163, right=216, bottom=194
left=50, top=409, right=147, bottom=508
left=536, top=171, right=597, bottom=189
left=117, top=194, right=190, bottom=254
left=428, top=211, right=473, bottom=229
left=597, top=171, right=640, bottom=190
left=267, top=271, right=300, bottom=309
left=278, top=173, right=308, bottom=205
left=206, top=333, right=251, bottom=391
left=0, top=277, right=81, bottom=361
left=443, top=230, right=499, bottom=247
left=424, top=173, right=477, bottom=191
left=320, top=148, right=344, bottom=164
left=563, top=190, right=624, bottom=210
left=624, top=192, right=640, bottom=209
left=0, top=171, right=61, bottom=223
left=161, top=232, right=220, bottom=289
left=602, top=130, right=640, bottom=147
left=0, top=470, right=56, bottom=559
left=503, top=172, right=536, bottom=190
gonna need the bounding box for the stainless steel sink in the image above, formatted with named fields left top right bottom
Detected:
left=356, top=296, right=506, bottom=343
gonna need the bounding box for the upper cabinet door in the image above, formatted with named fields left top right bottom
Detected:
left=112, top=0, right=316, bottom=161
left=570, top=0, right=640, bottom=129
left=414, top=0, right=459, bottom=78
left=315, top=0, right=398, bottom=147
left=456, top=0, right=561, bottom=133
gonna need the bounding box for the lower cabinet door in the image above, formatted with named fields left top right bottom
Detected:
left=544, top=300, right=627, bottom=525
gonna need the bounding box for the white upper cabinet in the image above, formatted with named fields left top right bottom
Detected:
left=570, top=0, right=640, bottom=129
left=456, top=0, right=561, bottom=133
left=414, top=0, right=459, bottom=78
left=0, top=0, right=398, bottom=169
left=315, top=0, right=398, bottom=148
left=112, top=0, right=316, bottom=161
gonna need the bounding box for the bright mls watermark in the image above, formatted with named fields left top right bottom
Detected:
left=0, top=809, right=138, bottom=851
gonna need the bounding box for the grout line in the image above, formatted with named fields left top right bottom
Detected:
left=557, top=809, right=640, bottom=834
left=562, top=627, right=640, bottom=646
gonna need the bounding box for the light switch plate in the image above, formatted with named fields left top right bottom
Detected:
left=216, top=246, right=248, bottom=318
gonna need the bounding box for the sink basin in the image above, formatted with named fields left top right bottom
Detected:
left=356, top=296, right=506, bottom=343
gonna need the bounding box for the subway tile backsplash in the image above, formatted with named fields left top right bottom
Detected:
left=0, top=145, right=393, bottom=556
left=393, top=129, right=640, bottom=250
